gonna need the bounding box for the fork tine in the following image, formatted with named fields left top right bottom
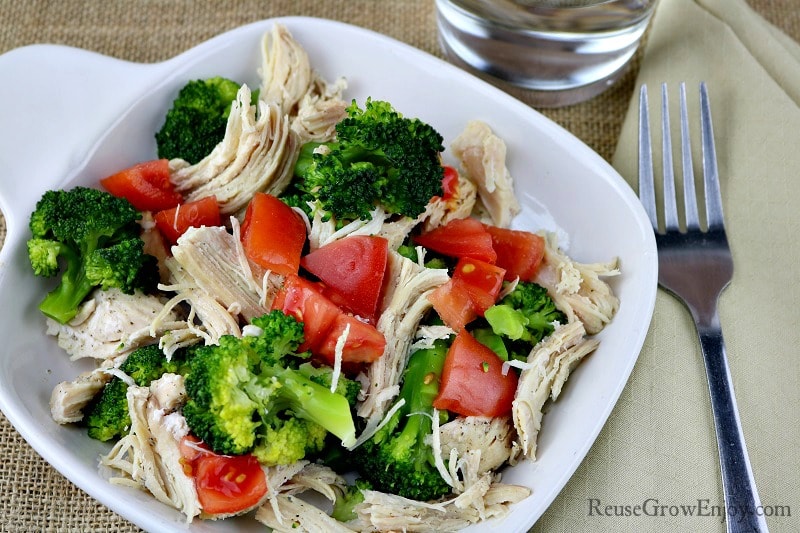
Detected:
left=660, top=84, right=679, bottom=231
left=700, top=82, right=725, bottom=232
left=638, top=85, right=657, bottom=230
left=679, top=83, right=701, bottom=231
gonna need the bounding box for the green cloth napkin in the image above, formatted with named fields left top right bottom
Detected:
left=534, top=0, right=800, bottom=531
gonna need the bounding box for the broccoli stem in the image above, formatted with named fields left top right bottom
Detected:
left=38, top=246, right=94, bottom=323
left=270, top=368, right=357, bottom=448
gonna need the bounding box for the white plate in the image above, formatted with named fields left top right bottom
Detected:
left=0, top=16, right=657, bottom=533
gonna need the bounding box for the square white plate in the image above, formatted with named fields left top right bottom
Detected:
left=0, top=16, right=657, bottom=532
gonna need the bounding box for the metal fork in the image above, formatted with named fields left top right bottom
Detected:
left=638, top=82, right=768, bottom=533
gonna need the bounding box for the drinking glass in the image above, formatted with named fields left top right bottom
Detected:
left=435, top=0, right=659, bottom=107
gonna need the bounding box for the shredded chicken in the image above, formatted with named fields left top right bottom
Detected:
left=169, top=86, right=298, bottom=216
left=159, top=257, right=242, bottom=346
left=422, top=175, right=478, bottom=232
left=439, top=416, right=517, bottom=477
left=259, top=23, right=348, bottom=141
left=100, top=376, right=202, bottom=521
left=357, top=252, right=449, bottom=423
left=256, top=494, right=357, bottom=532
left=45, top=288, right=181, bottom=360
left=352, top=476, right=530, bottom=532
left=450, top=120, right=520, bottom=228
left=533, top=232, right=620, bottom=335
left=256, top=462, right=350, bottom=531
left=49, top=355, right=123, bottom=424
left=512, top=321, right=600, bottom=459
left=170, top=225, right=272, bottom=322
left=307, top=204, right=422, bottom=252
left=259, top=24, right=313, bottom=115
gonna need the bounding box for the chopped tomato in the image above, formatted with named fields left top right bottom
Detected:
left=154, top=196, right=221, bottom=245
left=194, top=454, right=267, bottom=515
left=100, top=159, right=183, bottom=211
left=241, top=193, right=307, bottom=277
left=484, top=225, right=545, bottom=282
left=427, top=278, right=478, bottom=331
left=433, top=329, right=518, bottom=417
left=272, top=274, right=341, bottom=353
left=414, top=218, right=497, bottom=264
left=301, top=236, right=388, bottom=323
left=317, top=313, right=387, bottom=365
left=178, top=436, right=267, bottom=516
left=451, top=257, right=506, bottom=315
left=441, top=165, right=459, bottom=201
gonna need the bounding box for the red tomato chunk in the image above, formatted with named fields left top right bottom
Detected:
left=301, top=235, right=389, bottom=323
left=101, top=159, right=183, bottom=212
left=433, top=329, right=518, bottom=417
left=414, top=217, right=497, bottom=264
left=179, top=436, right=267, bottom=516
left=241, top=193, right=307, bottom=277
left=154, top=195, right=221, bottom=245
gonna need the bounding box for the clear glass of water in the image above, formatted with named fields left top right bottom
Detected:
left=435, top=0, right=659, bottom=107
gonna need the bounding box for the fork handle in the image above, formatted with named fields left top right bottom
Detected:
left=697, top=320, right=769, bottom=533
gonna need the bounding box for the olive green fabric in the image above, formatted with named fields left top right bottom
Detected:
left=0, top=1, right=797, bottom=531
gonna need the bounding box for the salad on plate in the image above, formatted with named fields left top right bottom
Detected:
left=27, top=23, right=620, bottom=532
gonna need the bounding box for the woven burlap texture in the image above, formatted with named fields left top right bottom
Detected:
left=0, top=1, right=798, bottom=532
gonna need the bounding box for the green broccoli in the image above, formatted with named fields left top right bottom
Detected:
left=297, top=362, right=362, bottom=407
left=354, top=340, right=451, bottom=501
left=396, top=243, right=450, bottom=270
left=27, top=186, right=159, bottom=323
left=483, top=281, right=567, bottom=360
left=331, top=479, right=373, bottom=522
left=182, top=311, right=357, bottom=464
left=293, top=98, right=445, bottom=222
left=155, top=76, right=253, bottom=164
left=84, top=344, right=189, bottom=442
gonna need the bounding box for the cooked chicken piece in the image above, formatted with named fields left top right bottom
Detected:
left=307, top=205, right=421, bottom=253
left=256, top=463, right=351, bottom=531
left=50, top=355, right=123, bottom=424
left=353, top=475, right=530, bottom=532
left=512, top=321, right=599, bottom=459
left=45, top=288, right=181, bottom=361
left=169, top=85, right=298, bottom=216
left=256, top=494, right=357, bottom=532
left=170, top=225, right=274, bottom=323
left=139, top=211, right=172, bottom=284
left=279, top=462, right=346, bottom=503
left=100, top=381, right=201, bottom=521
left=439, top=416, right=516, bottom=476
left=422, top=175, right=478, bottom=232
left=533, top=232, right=620, bottom=335
left=450, top=120, right=520, bottom=228
left=159, top=257, right=242, bottom=346
left=357, top=252, right=449, bottom=423
left=292, top=96, right=348, bottom=143
left=259, top=22, right=349, bottom=144
left=259, top=24, right=314, bottom=115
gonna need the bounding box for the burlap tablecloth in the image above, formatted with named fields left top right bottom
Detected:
left=1, top=1, right=798, bottom=531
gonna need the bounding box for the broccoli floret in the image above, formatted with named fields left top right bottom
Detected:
left=483, top=281, right=567, bottom=360
left=294, top=99, right=445, bottom=222
left=252, top=417, right=327, bottom=466
left=355, top=340, right=451, bottom=501
left=298, top=362, right=361, bottom=407
left=26, top=187, right=159, bottom=324
left=155, top=76, right=252, bottom=164
left=332, top=479, right=373, bottom=522
left=182, top=310, right=357, bottom=463
left=85, top=378, right=130, bottom=442
left=84, top=344, right=189, bottom=442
